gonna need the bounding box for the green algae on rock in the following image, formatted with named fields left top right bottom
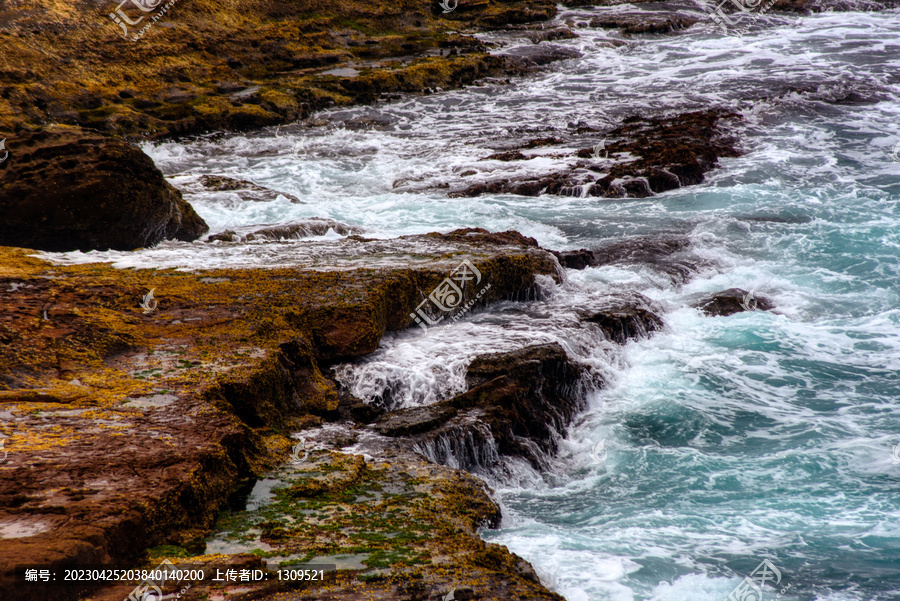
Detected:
left=0, top=230, right=562, bottom=600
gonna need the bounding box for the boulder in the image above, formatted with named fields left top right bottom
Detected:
left=550, top=248, right=594, bottom=270
left=590, top=234, right=707, bottom=283
left=694, top=288, right=774, bottom=317
left=582, top=293, right=664, bottom=344
left=0, top=127, right=208, bottom=252
left=375, top=343, right=590, bottom=470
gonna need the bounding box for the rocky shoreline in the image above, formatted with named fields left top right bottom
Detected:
left=0, top=227, right=773, bottom=601
left=0, top=0, right=876, bottom=600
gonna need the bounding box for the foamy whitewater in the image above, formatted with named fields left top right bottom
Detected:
left=41, top=7, right=900, bottom=601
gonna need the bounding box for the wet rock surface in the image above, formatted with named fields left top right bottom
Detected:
left=583, top=293, right=665, bottom=343
left=197, top=174, right=304, bottom=203
left=587, top=13, right=699, bottom=34
left=549, top=234, right=711, bottom=283
left=375, top=342, right=590, bottom=471
left=448, top=110, right=742, bottom=199
left=590, top=234, right=709, bottom=283
left=0, top=231, right=563, bottom=600
left=0, top=127, right=208, bottom=252
left=694, top=287, right=775, bottom=316
left=206, top=219, right=363, bottom=242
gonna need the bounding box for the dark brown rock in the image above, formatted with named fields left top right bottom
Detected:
left=198, top=174, right=304, bottom=203
left=206, top=219, right=362, bottom=242
left=377, top=343, right=590, bottom=470
left=587, top=14, right=698, bottom=35
left=583, top=293, right=664, bottom=343
left=694, top=288, right=775, bottom=316
left=0, top=127, right=208, bottom=252
left=527, top=27, right=578, bottom=43
left=551, top=248, right=595, bottom=269
left=427, top=227, right=539, bottom=247
left=448, top=110, right=741, bottom=199
left=590, top=234, right=707, bottom=283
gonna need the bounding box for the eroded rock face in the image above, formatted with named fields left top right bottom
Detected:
left=198, top=174, right=304, bottom=203
left=448, top=110, right=741, bottom=199
left=587, top=14, right=698, bottom=34
left=0, top=231, right=562, bottom=599
left=206, top=219, right=362, bottom=242
left=694, top=288, right=775, bottom=316
left=376, top=343, right=591, bottom=471
left=591, top=234, right=710, bottom=283
left=0, top=127, right=208, bottom=251
left=583, top=293, right=664, bottom=344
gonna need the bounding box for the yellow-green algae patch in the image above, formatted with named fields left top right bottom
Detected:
left=0, top=239, right=562, bottom=599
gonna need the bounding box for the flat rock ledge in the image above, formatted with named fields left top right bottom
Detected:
left=0, top=230, right=562, bottom=601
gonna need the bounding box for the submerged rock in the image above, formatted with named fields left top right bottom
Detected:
left=198, top=174, right=304, bottom=203
left=550, top=248, right=595, bottom=269
left=587, top=14, right=698, bottom=34
left=377, top=342, right=590, bottom=471
left=583, top=293, right=665, bottom=343
left=497, top=43, right=583, bottom=68
left=694, top=288, right=775, bottom=316
left=448, top=110, right=741, bottom=199
left=0, top=127, right=208, bottom=251
left=206, top=219, right=362, bottom=242
left=590, top=234, right=709, bottom=283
